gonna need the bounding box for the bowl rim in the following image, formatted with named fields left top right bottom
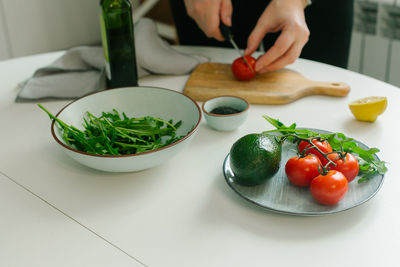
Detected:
left=50, top=86, right=202, bottom=158
left=201, top=95, right=249, bottom=117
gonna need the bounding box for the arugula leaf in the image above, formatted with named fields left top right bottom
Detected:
left=38, top=104, right=185, bottom=156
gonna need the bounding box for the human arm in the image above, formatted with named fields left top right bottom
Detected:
left=183, top=0, right=233, bottom=41
left=245, top=0, right=310, bottom=73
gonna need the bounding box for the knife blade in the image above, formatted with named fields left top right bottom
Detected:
left=219, top=23, right=255, bottom=73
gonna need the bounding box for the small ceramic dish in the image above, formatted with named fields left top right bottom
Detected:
left=202, top=96, right=249, bottom=131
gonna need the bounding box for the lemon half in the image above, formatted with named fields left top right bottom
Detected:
left=349, top=96, right=387, bottom=122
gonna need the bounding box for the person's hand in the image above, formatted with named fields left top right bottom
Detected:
left=244, top=0, right=310, bottom=73
left=184, top=0, right=233, bottom=41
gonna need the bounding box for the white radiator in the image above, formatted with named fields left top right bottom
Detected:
left=349, top=0, right=400, bottom=87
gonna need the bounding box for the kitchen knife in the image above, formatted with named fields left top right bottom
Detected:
left=219, top=23, right=255, bottom=72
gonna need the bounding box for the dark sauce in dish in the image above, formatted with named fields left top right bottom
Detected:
left=210, top=106, right=243, bottom=115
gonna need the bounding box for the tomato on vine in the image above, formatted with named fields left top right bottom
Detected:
left=327, top=152, right=359, bottom=182
left=310, top=170, right=349, bottom=205
left=285, top=154, right=321, bottom=187
left=298, top=138, right=332, bottom=165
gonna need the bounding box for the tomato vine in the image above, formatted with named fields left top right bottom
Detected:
left=262, top=115, right=388, bottom=183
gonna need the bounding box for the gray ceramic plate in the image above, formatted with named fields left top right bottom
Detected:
left=223, top=130, right=385, bottom=216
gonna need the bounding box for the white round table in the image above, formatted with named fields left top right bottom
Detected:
left=0, top=46, right=399, bottom=267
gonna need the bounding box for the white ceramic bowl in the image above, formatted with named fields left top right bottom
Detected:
left=202, top=96, right=249, bottom=131
left=51, top=86, right=201, bottom=172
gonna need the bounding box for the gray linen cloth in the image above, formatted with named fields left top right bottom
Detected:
left=16, top=18, right=209, bottom=102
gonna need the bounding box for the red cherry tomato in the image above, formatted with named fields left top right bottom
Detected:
left=298, top=138, right=332, bottom=166
left=285, top=154, right=321, bottom=187
left=327, top=152, right=359, bottom=183
left=310, top=170, right=349, bottom=205
left=231, top=55, right=256, bottom=81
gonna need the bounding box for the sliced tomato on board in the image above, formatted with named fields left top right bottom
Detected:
left=231, top=55, right=256, bottom=81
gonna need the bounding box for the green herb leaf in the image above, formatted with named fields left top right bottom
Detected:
left=38, top=104, right=185, bottom=156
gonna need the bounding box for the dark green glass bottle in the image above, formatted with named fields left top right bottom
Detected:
left=100, top=0, right=138, bottom=88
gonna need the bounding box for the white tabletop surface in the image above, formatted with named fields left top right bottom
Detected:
left=1, top=46, right=399, bottom=267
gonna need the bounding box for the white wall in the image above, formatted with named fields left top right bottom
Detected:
left=0, top=1, right=11, bottom=59
left=0, top=0, right=101, bottom=60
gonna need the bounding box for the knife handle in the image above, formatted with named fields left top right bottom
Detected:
left=219, top=22, right=232, bottom=41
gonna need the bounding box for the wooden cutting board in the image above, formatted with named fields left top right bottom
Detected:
left=183, top=62, right=350, bottom=104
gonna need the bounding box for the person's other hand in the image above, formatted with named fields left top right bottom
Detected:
left=244, top=0, right=310, bottom=73
left=184, top=0, right=233, bottom=41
